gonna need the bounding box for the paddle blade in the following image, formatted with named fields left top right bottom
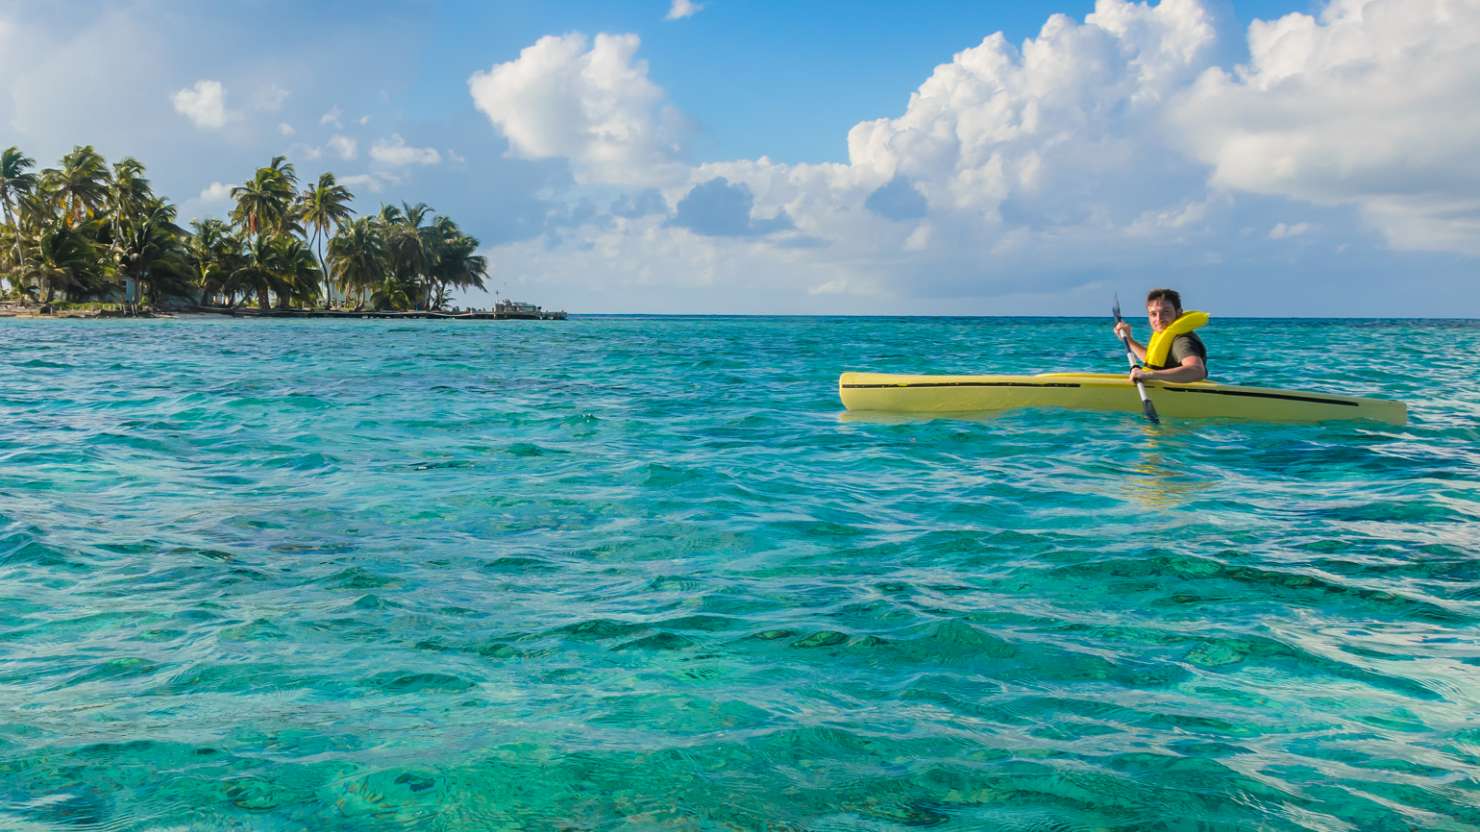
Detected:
left=1112, top=293, right=1122, bottom=323
left=1142, top=397, right=1161, bottom=424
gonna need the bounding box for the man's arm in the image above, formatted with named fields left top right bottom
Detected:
left=1134, top=355, right=1206, bottom=383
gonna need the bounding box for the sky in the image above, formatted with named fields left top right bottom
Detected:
left=1, top=0, right=1476, bottom=316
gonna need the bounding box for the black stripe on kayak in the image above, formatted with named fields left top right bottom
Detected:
left=1159, top=386, right=1358, bottom=407
left=842, top=381, right=1082, bottom=389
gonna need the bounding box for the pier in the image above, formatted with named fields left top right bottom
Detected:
left=196, top=307, right=567, bottom=320
left=189, top=298, right=567, bottom=320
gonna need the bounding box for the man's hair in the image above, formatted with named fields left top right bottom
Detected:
left=1146, top=288, right=1182, bottom=310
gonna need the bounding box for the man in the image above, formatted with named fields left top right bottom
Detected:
left=1112, top=288, right=1207, bottom=383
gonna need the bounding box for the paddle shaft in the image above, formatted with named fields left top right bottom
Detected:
left=1114, top=299, right=1161, bottom=424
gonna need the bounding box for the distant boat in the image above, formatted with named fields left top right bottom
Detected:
left=495, top=299, right=565, bottom=320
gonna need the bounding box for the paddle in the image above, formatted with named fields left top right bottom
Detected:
left=1113, top=294, right=1160, bottom=425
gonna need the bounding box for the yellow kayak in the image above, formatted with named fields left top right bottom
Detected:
left=838, top=372, right=1407, bottom=425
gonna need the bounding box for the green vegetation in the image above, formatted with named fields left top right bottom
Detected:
left=0, top=145, right=488, bottom=313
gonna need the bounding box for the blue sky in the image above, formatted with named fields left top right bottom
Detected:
left=1, top=0, right=1475, bottom=315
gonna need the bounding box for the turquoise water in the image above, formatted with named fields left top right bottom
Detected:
left=0, top=316, right=1477, bottom=831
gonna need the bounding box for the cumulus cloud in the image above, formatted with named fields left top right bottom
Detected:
left=666, top=0, right=703, bottom=21
left=1171, top=0, right=1480, bottom=254
left=320, top=105, right=343, bottom=128
left=467, top=0, right=1479, bottom=313
left=471, top=4, right=1233, bottom=306
left=177, top=180, right=235, bottom=222
left=468, top=32, right=689, bottom=186
left=338, top=173, right=383, bottom=193
left=278, top=122, right=296, bottom=137
left=369, top=134, right=441, bottom=166
left=845, top=0, right=1219, bottom=221
left=198, top=181, right=232, bottom=203
left=172, top=79, right=230, bottom=129
left=327, top=134, right=358, bottom=161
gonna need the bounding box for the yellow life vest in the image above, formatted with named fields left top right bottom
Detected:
left=1144, top=311, right=1209, bottom=369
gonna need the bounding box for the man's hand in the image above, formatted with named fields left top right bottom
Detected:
left=1129, top=367, right=1154, bottom=384
left=1113, top=321, right=1133, bottom=341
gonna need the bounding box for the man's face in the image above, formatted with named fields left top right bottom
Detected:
left=1146, top=298, right=1179, bottom=332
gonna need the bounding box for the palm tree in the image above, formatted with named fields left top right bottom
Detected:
left=114, top=199, right=191, bottom=310
left=109, top=158, right=154, bottom=224
left=228, top=156, right=310, bottom=310
left=188, top=219, right=244, bottom=306
left=22, top=219, right=107, bottom=306
left=234, top=234, right=291, bottom=312
left=327, top=217, right=386, bottom=310
left=378, top=201, right=434, bottom=309
left=1, top=147, right=38, bottom=293
left=270, top=235, right=322, bottom=310
left=231, top=232, right=322, bottom=312
left=298, top=173, right=354, bottom=307
left=369, top=277, right=413, bottom=311
left=41, top=145, right=110, bottom=227
left=0, top=147, right=36, bottom=225
left=427, top=216, right=488, bottom=310
left=106, top=158, right=162, bottom=309
left=231, top=155, right=299, bottom=239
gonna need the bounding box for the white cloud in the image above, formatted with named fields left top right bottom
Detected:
left=468, top=32, right=689, bottom=186
left=844, top=0, right=1219, bottom=215
left=254, top=83, right=290, bottom=111
left=359, top=114, right=370, bottom=126
left=320, top=105, right=343, bottom=128
left=177, top=180, right=236, bottom=223
left=470, top=6, right=1236, bottom=307
left=10, top=0, right=1456, bottom=314
left=369, top=134, right=441, bottom=166
left=666, top=0, right=703, bottom=21
left=482, top=0, right=1480, bottom=314
left=659, top=0, right=1229, bottom=299
left=339, top=173, right=383, bottom=193
left=1171, top=0, right=1480, bottom=254
left=1269, top=221, right=1311, bottom=240
left=171, top=79, right=230, bottom=129
left=1126, top=198, right=1215, bottom=238
left=327, top=134, right=358, bottom=161
left=447, top=148, right=467, bottom=164
left=198, top=181, right=232, bottom=203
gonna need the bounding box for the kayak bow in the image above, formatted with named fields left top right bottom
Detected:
left=838, top=372, right=1407, bottom=425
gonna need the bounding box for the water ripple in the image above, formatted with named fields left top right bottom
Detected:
left=0, top=316, right=1476, bottom=830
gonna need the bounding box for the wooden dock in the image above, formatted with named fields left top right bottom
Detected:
left=193, top=306, right=567, bottom=320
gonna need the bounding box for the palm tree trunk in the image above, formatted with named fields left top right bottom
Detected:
left=313, top=227, right=328, bottom=309
left=1, top=198, right=25, bottom=292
